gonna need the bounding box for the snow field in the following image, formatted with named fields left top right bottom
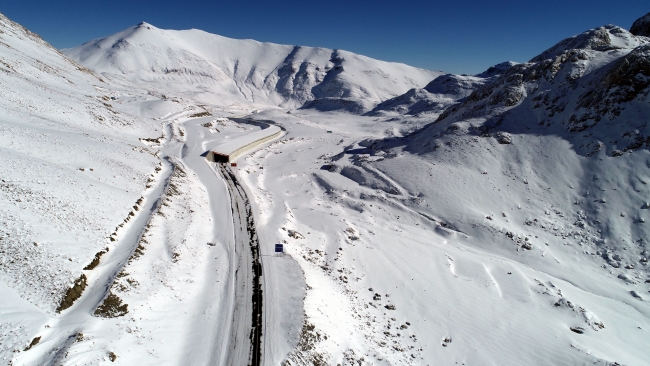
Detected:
left=8, top=154, right=174, bottom=365
left=0, top=16, right=166, bottom=363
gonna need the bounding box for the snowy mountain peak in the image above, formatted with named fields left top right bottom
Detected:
left=631, top=12, right=650, bottom=37
left=429, top=24, right=650, bottom=137
left=475, top=61, right=519, bottom=78
left=136, top=21, right=154, bottom=28
left=531, top=25, right=645, bottom=62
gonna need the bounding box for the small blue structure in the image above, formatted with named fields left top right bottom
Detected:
left=274, top=244, right=284, bottom=253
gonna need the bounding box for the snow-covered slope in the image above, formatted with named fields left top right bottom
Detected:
left=0, top=11, right=160, bottom=314
left=399, top=24, right=650, bottom=289
left=367, top=61, right=517, bottom=117
left=63, top=23, right=442, bottom=113
left=1, top=12, right=306, bottom=365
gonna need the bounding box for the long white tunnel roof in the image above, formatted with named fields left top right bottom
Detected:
left=210, top=125, right=281, bottom=156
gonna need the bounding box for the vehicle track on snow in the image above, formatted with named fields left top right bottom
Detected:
left=217, top=163, right=264, bottom=366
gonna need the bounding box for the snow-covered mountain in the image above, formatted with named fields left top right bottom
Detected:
left=0, top=12, right=235, bottom=365
left=367, top=61, right=517, bottom=116
left=427, top=24, right=649, bottom=157
left=63, top=23, right=442, bottom=113
left=388, top=22, right=650, bottom=279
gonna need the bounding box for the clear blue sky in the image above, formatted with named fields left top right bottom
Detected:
left=2, top=0, right=648, bottom=74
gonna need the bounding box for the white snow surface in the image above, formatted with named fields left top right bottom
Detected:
left=2, top=11, right=650, bottom=366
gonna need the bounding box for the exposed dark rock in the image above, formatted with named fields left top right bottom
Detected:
left=630, top=12, right=650, bottom=37
left=554, top=298, right=575, bottom=309
left=570, top=326, right=585, bottom=334
left=83, top=249, right=108, bottom=270
left=94, top=292, right=128, bottom=318
left=495, top=132, right=512, bottom=144
left=23, top=336, right=41, bottom=351
left=57, top=274, right=88, bottom=313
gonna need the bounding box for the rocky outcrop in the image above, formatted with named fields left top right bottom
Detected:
left=474, top=61, right=518, bottom=78
left=530, top=25, right=641, bottom=62
left=424, top=74, right=486, bottom=96
left=630, top=12, right=650, bottom=37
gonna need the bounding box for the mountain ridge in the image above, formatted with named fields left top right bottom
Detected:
left=63, top=22, right=443, bottom=112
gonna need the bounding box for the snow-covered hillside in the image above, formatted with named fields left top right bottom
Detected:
left=63, top=23, right=442, bottom=113
left=0, top=11, right=165, bottom=314
left=0, top=10, right=179, bottom=362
